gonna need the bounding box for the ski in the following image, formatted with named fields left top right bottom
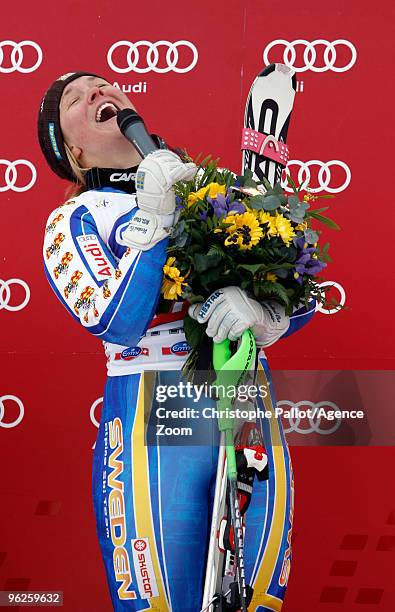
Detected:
left=242, top=63, right=296, bottom=187
left=201, top=62, right=297, bottom=612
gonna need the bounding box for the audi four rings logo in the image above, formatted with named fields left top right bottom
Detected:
left=0, top=279, right=31, bottom=311
left=263, top=39, right=357, bottom=72
left=107, top=40, right=198, bottom=73
left=0, top=40, right=43, bottom=73
left=0, top=395, right=24, bottom=428
left=0, top=160, right=37, bottom=192
left=316, top=281, right=346, bottom=315
left=278, top=401, right=342, bottom=435
left=282, top=160, right=351, bottom=194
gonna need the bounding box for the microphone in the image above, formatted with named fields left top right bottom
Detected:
left=117, top=109, right=158, bottom=158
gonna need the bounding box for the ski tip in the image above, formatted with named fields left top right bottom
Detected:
left=258, top=62, right=297, bottom=91
left=259, top=63, right=276, bottom=77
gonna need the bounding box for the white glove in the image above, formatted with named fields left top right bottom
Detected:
left=122, top=208, right=174, bottom=251
left=188, top=286, right=290, bottom=346
left=136, top=149, right=197, bottom=215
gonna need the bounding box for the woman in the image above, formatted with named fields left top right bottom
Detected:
left=38, top=71, right=315, bottom=611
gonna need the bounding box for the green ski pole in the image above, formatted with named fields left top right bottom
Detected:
left=212, top=329, right=256, bottom=611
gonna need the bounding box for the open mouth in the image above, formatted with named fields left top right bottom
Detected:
left=96, top=102, right=119, bottom=123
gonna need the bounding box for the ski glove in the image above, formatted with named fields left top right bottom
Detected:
left=121, top=207, right=175, bottom=251
left=136, top=149, right=197, bottom=215
left=188, top=286, right=290, bottom=346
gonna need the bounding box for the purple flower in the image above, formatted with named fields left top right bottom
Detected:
left=293, top=238, right=326, bottom=284
left=207, top=192, right=246, bottom=218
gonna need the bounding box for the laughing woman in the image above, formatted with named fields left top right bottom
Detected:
left=38, top=71, right=315, bottom=611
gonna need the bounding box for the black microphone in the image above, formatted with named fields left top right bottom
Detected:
left=117, top=109, right=158, bottom=158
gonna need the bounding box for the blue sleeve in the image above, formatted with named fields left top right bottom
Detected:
left=43, top=203, right=167, bottom=346
left=281, top=299, right=316, bottom=340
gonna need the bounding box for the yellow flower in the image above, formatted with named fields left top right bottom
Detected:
left=223, top=211, right=263, bottom=250
left=162, top=277, right=185, bottom=300
left=295, top=222, right=307, bottom=231
left=187, top=182, right=226, bottom=207
left=206, top=182, right=227, bottom=198
left=163, top=257, right=181, bottom=280
left=274, top=213, right=296, bottom=246
left=303, top=192, right=317, bottom=202
left=259, top=211, right=277, bottom=237
left=162, top=257, right=187, bottom=299
left=265, top=272, right=278, bottom=282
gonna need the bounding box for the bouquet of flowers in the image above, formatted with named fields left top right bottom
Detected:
left=160, top=155, right=340, bottom=373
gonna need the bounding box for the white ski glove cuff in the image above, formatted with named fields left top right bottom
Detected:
left=122, top=209, right=174, bottom=251
left=254, top=300, right=290, bottom=347
left=136, top=149, right=197, bottom=216
left=188, top=286, right=290, bottom=346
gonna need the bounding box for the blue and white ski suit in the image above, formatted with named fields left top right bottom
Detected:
left=43, top=186, right=315, bottom=611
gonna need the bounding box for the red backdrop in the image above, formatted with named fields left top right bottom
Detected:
left=1, top=0, right=395, bottom=610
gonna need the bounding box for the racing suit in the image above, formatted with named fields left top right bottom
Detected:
left=43, top=185, right=315, bottom=611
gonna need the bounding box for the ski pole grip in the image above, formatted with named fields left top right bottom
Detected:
left=213, top=329, right=257, bottom=428
left=213, top=329, right=256, bottom=382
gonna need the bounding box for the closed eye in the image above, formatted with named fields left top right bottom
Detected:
left=69, top=97, right=79, bottom=107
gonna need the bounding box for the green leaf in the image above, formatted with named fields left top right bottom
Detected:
left=288, top=195, right=301, bottom=208
left=249, top=195, right=266, bottom=210
left=243, top=177, right=257, bottom=188
left=308, top=211, right=340, bottom=230
left=273, top=181, right=283, bottom=195
left=261, top=176, right=273, bottom=191
left=253, top=281, right=290, bottom=306
left=183, top=315, right=206, bottom=350
left=272, top=268, right=290, bottom=279
left=297, top=179, right=308, bottom=193
left=193, top=246, right=224, bottom=273
left=311, top=206, right=329, bottom=214
left=207, top=244, right=225, bottom=259
left=263, top=195, right=281, bottom=210
left=304, top=229, right=319, bottom=244
left=191, top=228, right=205, bottom=244
left=236, top=263, right=267, bottom=274
left=286, top=174, right=298, bottom=194
left=200, top=267, right=222, bottom=288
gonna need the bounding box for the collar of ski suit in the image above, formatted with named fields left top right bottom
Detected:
left=85, top=133, right=168, bottom=194
left=85, top=166, right=138, bottom=194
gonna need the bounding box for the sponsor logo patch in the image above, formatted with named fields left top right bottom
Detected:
left=131, top=538, right=159, bottom=599
left=136, top=171, right=145, bottom=190
left=110, top=172, right=136, bottom=182
left=162, top=341, right=191, bottom=356
left=76, top=235, right=113, bottom=280
left=114, top=347, right=149, bottom=361
left=48, top=122, right=62, bottom=159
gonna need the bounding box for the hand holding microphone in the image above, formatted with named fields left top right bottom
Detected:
left=117, top=109, right=197, bottom=215
left=117, top=109, right=197, bottom=250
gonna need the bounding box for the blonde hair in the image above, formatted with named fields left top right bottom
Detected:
left=64, top=143, right=90, bottom=197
